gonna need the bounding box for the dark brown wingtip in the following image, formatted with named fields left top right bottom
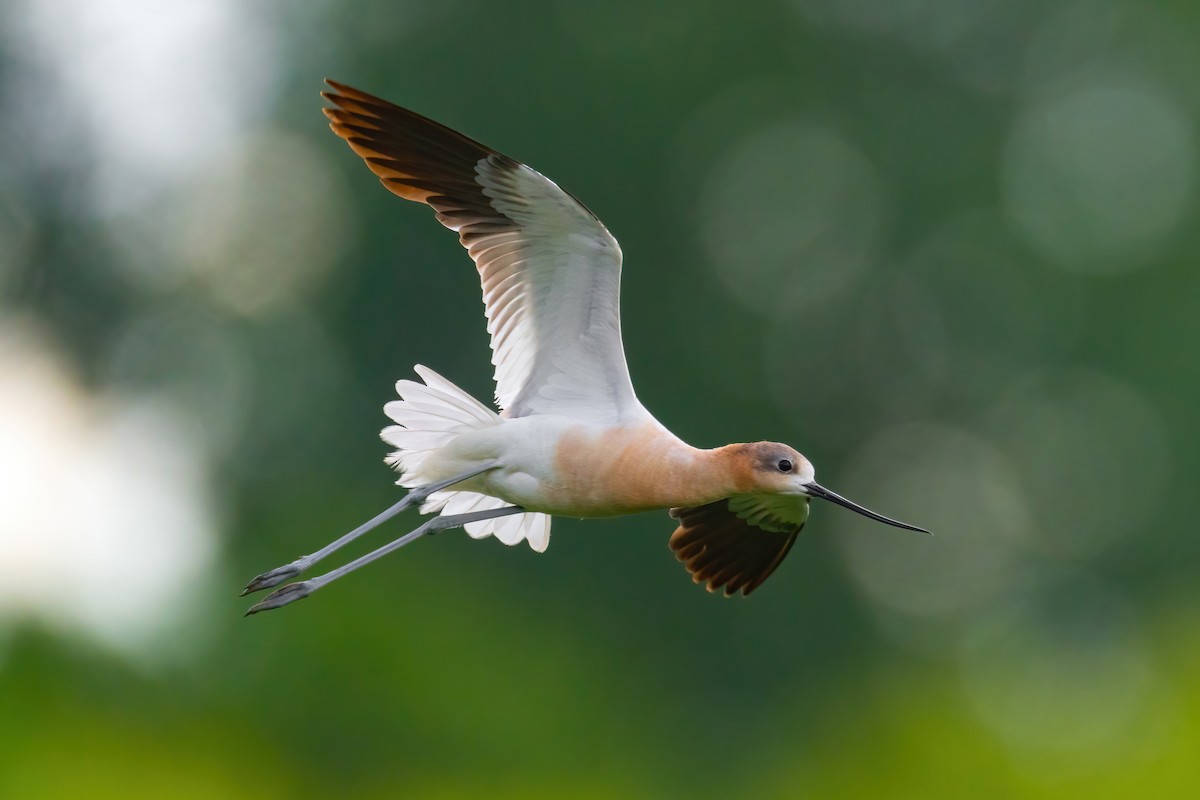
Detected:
left=318, top=80, right=514, bottom=218
left=323, top=79, right=374, bottom=102
left=669, top=501, right=801, bottom=598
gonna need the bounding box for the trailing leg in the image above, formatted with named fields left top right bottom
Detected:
left=243, top=505, right=523, bottom=616
left=240, top=463, right=498, bottom=596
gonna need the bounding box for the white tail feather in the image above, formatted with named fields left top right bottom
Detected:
left=382, top=365, right=552, bottom=552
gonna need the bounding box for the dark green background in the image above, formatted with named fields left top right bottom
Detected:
left=2, top=1, right=1198, bottom=797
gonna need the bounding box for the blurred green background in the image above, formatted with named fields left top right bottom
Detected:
left=2, top=0, right=1199, bottom=797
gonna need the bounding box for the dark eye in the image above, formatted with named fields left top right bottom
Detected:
left=777, top=459, right=793, bottom=473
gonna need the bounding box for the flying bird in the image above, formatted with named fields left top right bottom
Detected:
left=242, top=80, right=928, bottom=614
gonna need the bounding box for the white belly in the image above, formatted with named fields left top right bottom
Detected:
left=416, top=415, right=580, bottom=513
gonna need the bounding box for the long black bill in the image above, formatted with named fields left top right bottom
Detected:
left=804, top=482, right=930, bottom=534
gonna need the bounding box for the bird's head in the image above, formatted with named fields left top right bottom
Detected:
left=741, top=441, right=815, bottom=493
left=739, top=441, right=929, bottom=533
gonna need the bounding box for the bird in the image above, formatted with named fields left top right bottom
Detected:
left=241, top=80, right=928, bottom=615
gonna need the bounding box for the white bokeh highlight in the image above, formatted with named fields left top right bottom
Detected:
left=0, top=323, right=218, bottom=655
left=5, top=0, right=278, bottom=214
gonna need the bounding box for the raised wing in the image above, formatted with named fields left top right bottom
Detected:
left=668, top=495, right=809, bottom=597
left=323, top=80, right=644, bottom=424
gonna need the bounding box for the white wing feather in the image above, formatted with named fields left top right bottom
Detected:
left=470, top=158, right=642, bottom=423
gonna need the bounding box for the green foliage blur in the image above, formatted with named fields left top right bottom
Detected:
left=2, top=1, right=1199, bottom=797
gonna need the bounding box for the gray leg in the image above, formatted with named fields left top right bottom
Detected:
left=240, top=463, right=499, bottom=596
left=243, top=505, right=523, bottom=616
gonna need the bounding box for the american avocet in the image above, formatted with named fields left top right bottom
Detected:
left=242, top=80, right=928, bottom=614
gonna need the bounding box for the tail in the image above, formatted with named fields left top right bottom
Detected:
left=380, top=365, right=552, bottom=552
